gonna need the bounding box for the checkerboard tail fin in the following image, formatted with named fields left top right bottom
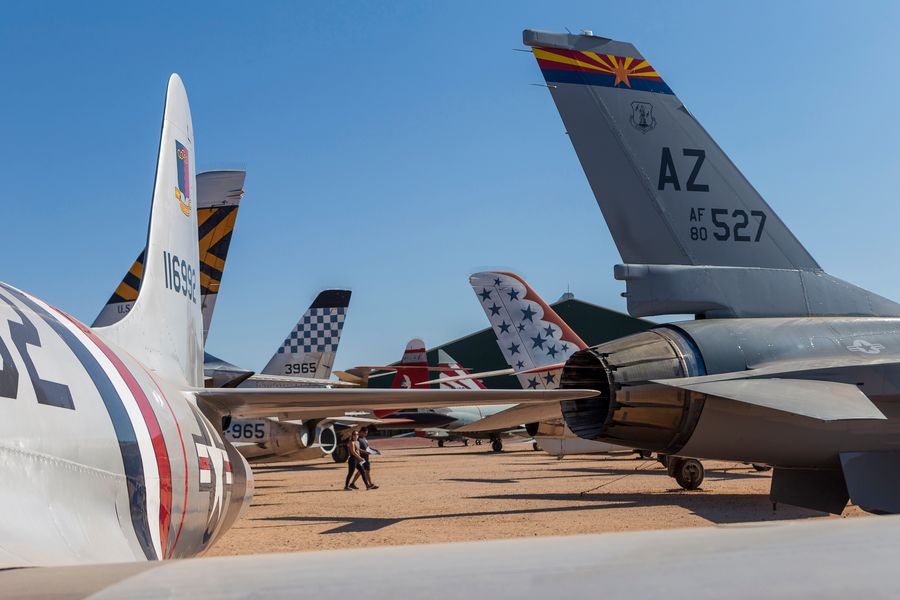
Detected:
left=93, top=74, right=204, bottom=387
left=470, top=272, right=585, bottom=390
left=261, top=289, right=351, bottom=379
left=93, top=170, right=246, bottom=345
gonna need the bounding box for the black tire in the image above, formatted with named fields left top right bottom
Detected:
left=752, top=464, right=772, bottom=472
left=672, top=458, right=704, bottom=490
left=331, top=445, right=349, bottom=464
left=532, top=442, right=540, bottom=451
left=437, top=440, right=445, bottom=448
left=491, top=439, right=503, bottom=452
left=463, top=439, right=469, bottom=446
left=636, top=449, right=652, bottom=459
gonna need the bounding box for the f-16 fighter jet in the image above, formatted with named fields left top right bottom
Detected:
left=0, top=73, right=593, bottom=569
left=526, top=28, right=900, bottom=514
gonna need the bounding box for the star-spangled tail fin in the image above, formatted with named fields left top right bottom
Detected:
left=469, top=272, right=584, bottom=390
left=260, top=289, right=351, bottom=379
left=93, top=74, right=204, bottom=387
left=436, top=349, right=485, bottom=390
left=93, top=170, right=246, bottom=345
left=524, top=29, right=900, bottom=319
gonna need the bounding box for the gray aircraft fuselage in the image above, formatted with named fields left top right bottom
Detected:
left=560, top=317, right=900, bottom=468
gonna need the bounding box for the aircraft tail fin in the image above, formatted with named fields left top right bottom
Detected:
left=93, top=170, right=246, bottom=344
left=94, top=74, right=204, bottom=387
left=470, top=271, right=584, bottom=389
left=260, top=289, right=351, bottom=379
left=436, top=349, right=485, bottom=390
left=523, top=30, right=900, bottom=318
left=523, top=29, right=816, bottom=272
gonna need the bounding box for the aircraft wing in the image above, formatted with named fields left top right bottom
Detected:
left=194, top=388, right=596, bottom=420
left=241, top=373, right=359, bottom=388
left=651, top=376, right=886, bottom=421
left=4, top=515, right=900, bottom=597
left=455, top=403, right=562, bottom=433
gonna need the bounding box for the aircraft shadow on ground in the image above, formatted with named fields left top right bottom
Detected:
left=472, top=492, right=826, bottom=524
left=251, top=491, right=821, bottom=534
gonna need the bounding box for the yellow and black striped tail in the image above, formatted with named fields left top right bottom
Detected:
left=93, top=170, right=246, bottom=339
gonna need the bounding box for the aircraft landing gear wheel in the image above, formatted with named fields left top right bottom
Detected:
left=475, top=439, right=482, bottom=446
left=332, top=445, right=349, bottom=463
left=752, top=464, right=772, bottom=472
left=636, top=449, right=652, bottom=459
left=491, top=439, right=503, bottom=453
left=438, top=440, right=445, bottom=448
left=669, top=457, right=704, bottom=490
left=532, top=442, right=540, bottom=451
left=463, top=439, right=469, bottom=446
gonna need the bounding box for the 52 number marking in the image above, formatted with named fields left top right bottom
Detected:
left=0, top=295, right=73, bottom=409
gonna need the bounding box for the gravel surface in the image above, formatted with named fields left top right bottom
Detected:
left=208, top=439, right=866, bottom=556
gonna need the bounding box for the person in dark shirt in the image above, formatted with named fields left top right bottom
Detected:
left=351, top=427, right=381, bottom=489
left=344, top=431, right=376, bottom=490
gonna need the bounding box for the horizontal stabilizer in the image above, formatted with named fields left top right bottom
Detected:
left=456, top=403, right=562, bottom=433
left=418, top=368, right=515, bottom=386
left=195, top=388, right=597, bottom=420
left=241, top=373, right=358, bottom=388
left=652, top=377, right=885, bottom=421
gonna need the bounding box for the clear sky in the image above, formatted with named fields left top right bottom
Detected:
left=3, top=1, right=900, bottom=372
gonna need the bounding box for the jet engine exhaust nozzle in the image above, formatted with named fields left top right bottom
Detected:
left=559, top=329, right=706, bottom=454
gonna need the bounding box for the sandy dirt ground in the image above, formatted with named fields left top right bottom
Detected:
left=209, top=438, right=867, bottom=557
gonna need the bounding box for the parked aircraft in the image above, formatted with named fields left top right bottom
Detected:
left=0, top=73, right=593, bottom=568
left=526, top=28, right=900, bottom=514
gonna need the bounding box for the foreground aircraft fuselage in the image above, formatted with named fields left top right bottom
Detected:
left=0, top=283, right=251, bottom=566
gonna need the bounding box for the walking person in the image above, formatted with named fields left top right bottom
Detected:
left=352, top=427, right=381, bottom=489
left=344, top=431, right=377, bottom=490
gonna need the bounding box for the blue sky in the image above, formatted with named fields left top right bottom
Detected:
left=3, top=1, right=900, bottom=371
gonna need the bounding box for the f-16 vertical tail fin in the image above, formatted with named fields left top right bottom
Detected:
left=94, top=74, right=204, bottom=387
left=93, top=170, right=246, bottom=344
left=524, top=29, right=900, bottom=319
left=470, top=272, right=584, bottom=389
left=260, top=289, right=351, bottom=379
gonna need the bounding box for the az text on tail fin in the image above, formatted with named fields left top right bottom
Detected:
left=93, top=74, right=203, bottom=387
left=524, top=29, right=900, bottom=319
left=261, top=289, right=351, bottom=379
left=470, top=271, right=584, bottom=390
left=94, top=170, right=246, bottom=344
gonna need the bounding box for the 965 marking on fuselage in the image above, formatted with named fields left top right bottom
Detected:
left=162, top=251, right=197, bottom=303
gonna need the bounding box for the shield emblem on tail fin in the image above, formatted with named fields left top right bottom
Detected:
left=629, top=101, right=656, bottom=134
